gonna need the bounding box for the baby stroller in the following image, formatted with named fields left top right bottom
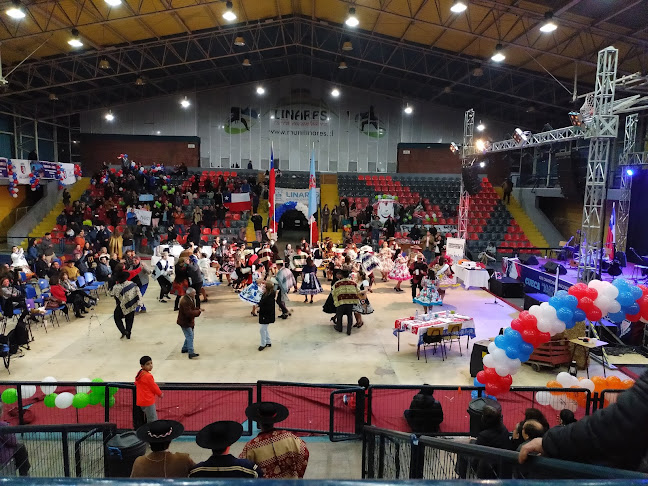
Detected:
left=0, top=320, right=29, bottom=374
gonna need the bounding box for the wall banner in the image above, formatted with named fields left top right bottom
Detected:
left=274, top=187, right=320, bottom=206
left=446, top=237, right=466, bottom=263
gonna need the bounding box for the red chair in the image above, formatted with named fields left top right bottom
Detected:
left=233, top=214, right=241, bottom=221
left=202, top=228, right=211, bottom=235
left=231, top=172, right=237, bottom=177
left=178, top=235, right=188, bottom=244
left=225, top=220, right=231, bottom=227
left=201, top=235, right=209, bottom=243
left=212, top=228, right=220, bottom=235
left=358, top=175, right=365, bottom=181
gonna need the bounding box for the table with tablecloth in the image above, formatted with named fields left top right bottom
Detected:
left=392, top=312, right=476, bottom=352
left=451, top=264, right=490, bottom=289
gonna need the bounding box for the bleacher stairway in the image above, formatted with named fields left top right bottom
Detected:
left=320, top=173, right=343, bottom=243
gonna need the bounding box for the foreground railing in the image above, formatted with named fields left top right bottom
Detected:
left=362, top=425, right=646, bottom=480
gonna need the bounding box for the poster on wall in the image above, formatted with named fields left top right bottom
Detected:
left=376, top=199, right=394, bottom=222
left=446, top=237, right=466, bottom=263
left=0, top=158, right=8, bottom=178
left=59, top=163, right=77, bottom=185
left=37, top=161, right=59, bottom=179
left=13, top=160, right=32, bottom=185
left=274, top=187, right=320, bottom=206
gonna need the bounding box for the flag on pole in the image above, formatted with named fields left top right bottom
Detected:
left=268, top=143, right=276, bottom=232
left=308, top=147, right=317, bottom=220
left=606, top=202, right=615, bottom=259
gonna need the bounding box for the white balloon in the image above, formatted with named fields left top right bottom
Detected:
left=549, top=393, right=566, bottom=410
left=488, top=342, right=499, bottom=355
left=579, top=379, right=595, bottom=393
left=20, top=385, right=37, bottom=399
left=535, top=391, right=552, bottom=406
left=76, top=378, right=92, bottom=394
left=41, top=377, right=58, bottom=395
left=55, top=392, right=74, bottom=409
left=560, top=398, right=579, bottom=412
left=535, top=302, right=565, bottom=335
left=557, top=372, right=575, bottom=387
left=483, top=354, right=496, bottom=369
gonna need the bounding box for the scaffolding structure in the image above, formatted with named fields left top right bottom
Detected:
left=616, top=113, right=638, bottom=254
left=458, top=109, right=474, bottom=241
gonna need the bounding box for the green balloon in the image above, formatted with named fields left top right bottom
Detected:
left=72, top=393, right=90, bottom=409
left=44, top=393, right=58, bottom=408
left=108, top=386, right=118, bottom=397
left=162, top=185, right=168, bottom=191
left=1, top=388, right=17, bottom=405
left=88, top=392, right=102, bottom=405
left=108, top=396, right=115, bottom=407
left=90, top=378, right=105, bottom=397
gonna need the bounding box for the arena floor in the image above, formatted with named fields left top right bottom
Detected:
left=2, top=273, right=628, bottom=386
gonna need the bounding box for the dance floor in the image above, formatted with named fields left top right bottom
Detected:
left=1, top=269, right=630, bottom=387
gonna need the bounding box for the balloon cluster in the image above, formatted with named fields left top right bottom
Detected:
left=55, top=164, right=65, bottom=189
left=478, top=279, right=648, bottom=396
left=0, top=377, right=118, bottom=410
left=536, top=372, right=634, bottom=410
left=29, top=172, right=40, bottom=192
left=150, top=163, right=165, bottom=174
left=74, top=164, right=82, bottom=180
left=6, top=160, right=19, bottom=198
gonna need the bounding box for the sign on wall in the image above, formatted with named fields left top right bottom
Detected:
left=274, top=187, right=321, bottom=206
left=446, top=237, right=466, bottom=263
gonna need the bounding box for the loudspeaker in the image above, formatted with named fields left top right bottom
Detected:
left=542, top=261, right=567, bottom=275
left=518, top=254, right=539, bottom=265
left=556, top=150, right=586, bottom=200
left=462, top=166, right=481, bottom=196
left=616, top=251, right=627, bottom=267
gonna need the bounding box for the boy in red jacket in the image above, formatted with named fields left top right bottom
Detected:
left=135, top=355, right=163, bottom=423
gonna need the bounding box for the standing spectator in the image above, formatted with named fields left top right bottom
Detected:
left=188, top=222, right=201, bottom=247
left=251, top=213, right=263, bottom=242
left=252, top=192, right=259, bottom=214
left=39, top=233, right=56, bottom=263
left=109, top=229, right=123, bottom=259
left=108, top=271, right=142, bottom=339
left=62, top=189, right=71, bottom=206
left=257, top=281, right=275, bottom=351
left=404, top=386, right=444, bottom=434
left=177, top=287, right=201, bottom=359
left=192, top=206, right=203, bottom=225
left=240, top=402, right=309, bottom=479
left=131, top=420, right=194, bottom=478
left=331, top=206, right=340, bottom=232
left=321, top=204, right=330, bottom=232
left=186, top=257, right=203, bottom=309
left=369, top=215, right=383, bottom=249
left=502, top=177, right=513, bottom=204
left=153, top=252, right=173, bottom=303
left=247, top=160, right=253, bottom=169
left=134, top=356, right=163, bottom=424
left=273, top=260, right=295, bottom=319
left=332, top=267, right=359, bottom=335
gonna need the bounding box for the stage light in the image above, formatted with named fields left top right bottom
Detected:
left=345, top=7, right=359, bottom=27
left=331, top=88, right=340, bottom=97
left=242, top=58, right=251, bottom=67
left=68, top=29, right=83, bottom=48
left=156, top=130, right=161, bottom=135
left=234, top=36, right=245, bottom=46
left=568, top=111, right=582, bottom=127
left=626, top=169, right=634, bottom=177
left=404, top=104, right=413, bottom=115
left=99, top=58, right=111, bottom=69
left=476, top=121, right=485, bottom=131
left=450, top=2, right=467, bottom=13
left=104, top=111, right=114, bottom=122
left=256, top=86, right=265, bottom=95
left=450, top=142, right=459, bottom=154
left=180, top=97, right=190, bottom=108
left=491, top=44, right=505, bottom=62
left=6, top=1, right=25, bottom=19
left=513, top=128, right=528, bottom=145
left=540, top=12, right=557, bottom=33
left=342, top=41, right=353, bottom=51
left=479, top=161, right=486, bottom=168
left=222, top=1, right=236, bottom=21
left=338, top=61, right=348, bottom=70
left=475, top=139, right=485, bottom=151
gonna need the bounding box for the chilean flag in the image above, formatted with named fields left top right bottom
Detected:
left=224, top=192, right=251, bottom=212
left=268, top=143, right=276, bottom=232
left=605, top=202, right=615, bottom=259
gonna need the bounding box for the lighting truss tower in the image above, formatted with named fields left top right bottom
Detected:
left=578, top=47, right=619, bottom=283
left=616, top=113, right=638, bottom=253
left=458, top=109, right=474, bottom=240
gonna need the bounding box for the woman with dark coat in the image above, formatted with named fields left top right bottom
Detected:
left=257, top=281, right=276, bottom=351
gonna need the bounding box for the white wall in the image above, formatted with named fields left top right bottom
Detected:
left=80, top=76, right=512, bottom=171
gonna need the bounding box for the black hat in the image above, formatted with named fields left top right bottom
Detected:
left=245, top=401, right=289, bottom=425
left=136, top=420, right=184, bottom=443
left=195, top=421, right=243, bottom=450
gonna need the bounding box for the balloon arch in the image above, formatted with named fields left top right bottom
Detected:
left=274, top=201, right=309, bottom=222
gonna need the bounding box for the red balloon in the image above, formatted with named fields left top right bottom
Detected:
left=569, top=282, right=588, bottom=300
left=476, top=370, right=486, bottom=385
left=485, top=382, right=504, bottom=396
left=522, top=328, right=550, bottom=348
left=639, top=285, right=648, bottom=297
left=499, top=374, right=513, bottom=388
left=511, top=318, right=523, bottom=333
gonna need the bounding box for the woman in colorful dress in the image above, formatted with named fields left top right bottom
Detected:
left=433, top=256, right=457, bottom=288
left=389, top=251, right=411, bottom=292
left=413, top=266, right=443, bottom=313
left=239, top=265, right=266, bottom=316
left=378, top=241, right=394, bottom=281
left=299, top=257, right=322, bottom=303
left=353, top=271, right=374, bottom=328
left=218, top=243, right=236, bottom=286
left=358, top=246, right=379, bottom=291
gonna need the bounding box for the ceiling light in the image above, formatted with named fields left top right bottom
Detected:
left=270, top=114, right=275, bottom=119
left=450, top=2, right=467, bottom=13
left=338, top=61, right=348, bottom=70
left=479, top=161, right=486, bottom=168
left=104, top=0, right=121, bottom=6
left=472, top=66, right=484, bottom=77
left=68, top=29, right=83, bottom=48
left=48, top=93, right=58, bottom=101
left=342, top=41, right=353, bottom=51
left=242, top=58, right=251, bottom=67
left=104, top=111, right=114, bottom=122
left=626, top=169, right=634, bottom=177
left=256, top=86, right=265, bottom=95
left=6, top=1, right=25, bottom=19
left=540, top=11, right=557, bottom=33
left=491, top=43, right=505, bottom=62
left=222, top=1, right=236, bottom=21
left=476, top=122, right=485, bottom=131
left=99, top=58, right=111, bottom=69
left=331, top=88, right=340, bottom=97
left=234, top=36, right=245, bottom=46
left=513, top=128, right=528, bottom=145
left=449, top=142, right=459, bottom=154
left=180, top=97, right=190, bottom=108
left=156, top=130, right=161, bottom=135
left=345, top=7, right=359, bottom=27
left=404, top=104, right=413, bottom=115
left=443, top=86, right=452, bottom=94
left=135, top=76, right=145, bottom=86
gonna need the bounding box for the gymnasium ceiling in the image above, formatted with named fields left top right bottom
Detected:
left=0, top=0, right=647, bottom=128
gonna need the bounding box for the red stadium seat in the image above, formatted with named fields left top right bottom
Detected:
left=358, top=175, right=365, bottom=181
left=202, top=228, right=211, bottom=235
left=233, top=214, right=241, bottom=220
left=201, top=236, right=209, bottom=243
left=225, top=220, right=231, bottom=227
left=212, top=228, right=220, bottom=235
left=231, top=172, right=237, bottom=177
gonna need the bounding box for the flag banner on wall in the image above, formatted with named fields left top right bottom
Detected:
left=0, top=158, right=8, bottom=178
left=13, top=160, right=32, bottom=185
left=59, top=163, right=77, bottom=186
left=36, top=161, right=59, bottom=179
left=269, top=143, right=276, bottom=232
left=224, top=192, right=251, bottom=212
left=307, top=148, right=317, bottom=221
left=274, top=187, right=320, bottom=206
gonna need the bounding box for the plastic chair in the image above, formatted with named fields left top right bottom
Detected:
left=419, top=327, right=446, bottom=362
left=444, top=323, right=463, bottom=356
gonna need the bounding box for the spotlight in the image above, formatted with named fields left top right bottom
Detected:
left=476, top=121, right=485, bottom=132
left=234, top=36, right=245, bottom=46
left=404, top=104, right=413, bottom=115
left=626, top=169, right=634, bottom=177
left=479, top=161, right=486, bottom=168
left=450, top=142, right=459, bottom=154
left=270, top=114, right=275, bottom=120
left=68, top=29, right=83, bottom=48
left=105, top=0, right=121, bottom=6
left=540, top=11, right=557, bottom=33
left=342, top=41, right=353, bottom=51
left=338, top=61, right=348, bottom=70
left=104, top=111, right=114, bottom=122
left=450, top=2, right=467, bottom=13
left=475, top=139, right=486, bottom=152
left=180, top=97, right=190, bottom=108
left=242, top=58, right=251, bottom=67
left=6, top=1, right=25, bottom=19
left=256, top=86, right=265, bottom=95
left=135, top=76, right=145, bottom=86
left=99, top=58, right=111, bottom=69
left=568, top=111, right=582, bottom=127
left=345, top=7, right=359, bottom=27
left=48, top=93, right=58, bottom=101
left=512, top=128, right=528, bottom=145
left=222, top=1, right=236, bottom=21
left=156, top=130, right=161, bottom=135
left=331, top=88, right=340, bottom=97
left=491, top=44, right=505, bottom=62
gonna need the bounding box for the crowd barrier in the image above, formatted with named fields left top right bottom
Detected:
left=0, top=380, right=629, bottom=439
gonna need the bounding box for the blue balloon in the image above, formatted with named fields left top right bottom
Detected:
left=564, top=318, right=576, bottom=330
left=505, top=345, right=521, bottom=360
left=494, top=335, right=507, bottom=349
left=607, top=310, right=626, bottom=323
left=625, top=302, right=640, bottom=315
left=630, top=285, right=643, bottom=301
left=471, top=390, right=478, bottom=399
left=519, top=341, right=534, bottom=360
left=617, top=291, right=635, bottom=307
left=473, top=377, right=483, bottom=387
left=556, top=307, right=574, bottom=323
left=573, top=308, right=586, bottom=322
left=613, top=279, right=630, bottom=290
left=504, top=328, right=523, bottom=344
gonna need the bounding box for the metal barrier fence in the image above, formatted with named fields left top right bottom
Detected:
left=362, top=425, right=646, bottom=480
left=0, top=423, right=115, bottom=478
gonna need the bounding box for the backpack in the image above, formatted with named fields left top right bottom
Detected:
left=6, top=325, right=29, bottom=354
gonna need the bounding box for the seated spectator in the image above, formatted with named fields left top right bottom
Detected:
left=469, top=405, right=512, bottom=479
left=516, top=419, right=545, bottom=451
left=61, top=260, right=80, bottom=281
left=34, top=254, right=49, bottom=279
left=189, top=421, right=262, bottom=478
left=131, top=420, right=194, bottom=478
left=404, top=386, right=444, bottom=434
left=0, top=403, right=30, bottom=476
left=10, top=247, right=28, bottom=270
left=558, top=409, right=577, bottom=426
left=96, top=255, right=112, bottom=282
left=511, top=408, right=549, bottom=450
left=47, top=260, right=61, bottom=280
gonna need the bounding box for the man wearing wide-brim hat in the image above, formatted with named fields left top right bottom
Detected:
left=189, top=421, right=262, bottom=478
left=131, top=420, right=195, bottom=478
left=239, top=402, right=309, bottom=479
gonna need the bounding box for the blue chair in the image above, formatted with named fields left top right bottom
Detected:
left=84, top=272, right=105, bottom=294
left=24, top=285, right=44, bottom=305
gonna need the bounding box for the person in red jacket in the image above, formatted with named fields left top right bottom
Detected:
left=135, top=356, right=163, bottom=424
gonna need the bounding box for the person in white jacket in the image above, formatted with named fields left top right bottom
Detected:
left=10, top=247, right=28, bottom=270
